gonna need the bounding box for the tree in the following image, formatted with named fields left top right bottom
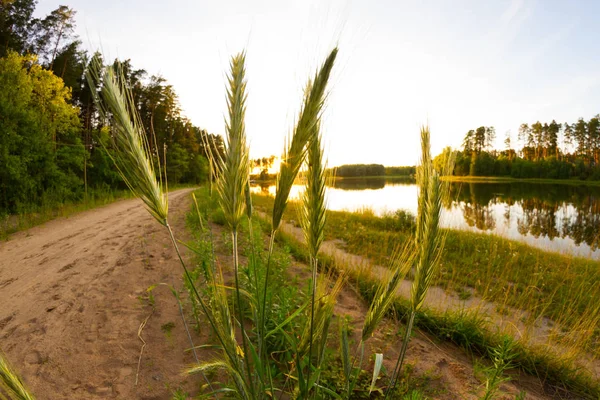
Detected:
left=573, top=118, right=588, bottom=163
left=531, top=121, right=543, bottom=160
left=30, top=5, right=76, bottom=67
left=503, top=131, right=515, bottom=161
left=0, top=0, right=36, bottom=56
left=547, top=120, right=560, bottom=159
left=433, top=146, right=455, bottom=175
left=484, top=126, right=496, bottom=151
left=463, top=129, right=475, bottom=153
left=474, top=126, right=486, bottom=153
left=588, top=116, right=600, bottom=166
left=563, top=122, right=573, bottom=158
left=504, top=131, right=511, bottom=151
left=0, top=52, right=83, bottom=212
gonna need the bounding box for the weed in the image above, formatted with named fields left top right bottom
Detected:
left=161, top=322, right=176, bottom=338
left=480, top=336, right=518, bottom=400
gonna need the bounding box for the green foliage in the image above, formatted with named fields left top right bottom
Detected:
left=447, top=116, right=600, bottom=181
left=0, top=52, right=83, bottom=213
left=385, top=166, right=416, bottom=177
left=0, top=0, right=216, bottom=218
left=333, top=164, right=386, bottom=178
left=0, top=0, right=36, bottom=58
left=480, top=336, right=518, bottom=400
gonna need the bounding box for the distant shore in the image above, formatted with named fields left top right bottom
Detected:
left=333, top=175, right=414, bottom=181
left=441, top=175, right=600, bottom=186
left=250, top=174, right=600, bottom=187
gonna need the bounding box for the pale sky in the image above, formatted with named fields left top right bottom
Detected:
left=36, top=0, right=600, bottom=166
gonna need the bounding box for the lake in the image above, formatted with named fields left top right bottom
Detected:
left=251, top=178, right=600, bottom=260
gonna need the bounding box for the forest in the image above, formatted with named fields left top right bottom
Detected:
left=437, top=118, right=600, bottom=180
left=330, top=164, right=415, bottom=178
left=0, top=0, right=223, bottom=215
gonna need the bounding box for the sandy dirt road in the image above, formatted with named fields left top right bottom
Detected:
left=0, top=188, right=202, bottom=399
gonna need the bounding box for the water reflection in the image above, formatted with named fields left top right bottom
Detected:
left=250, top=179, right=600, bottom=259
left=449, top=183, right=600, bottom=255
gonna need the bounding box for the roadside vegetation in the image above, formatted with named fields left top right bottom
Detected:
left=0, top=1, right=221, bottom=226
left=254, top=193, right=600, bottom=331
left=0, top=188, right=132, bottom=239
left=251, top=189, right=600, bottom=398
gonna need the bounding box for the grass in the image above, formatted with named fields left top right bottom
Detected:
left=259, top=215, right=600, bottom=399
left=0, top=188, right=133, bottom=239
left=252, top=192, right=600, bottom=339
left=188, top=186, right=456, bottom=399
left=254, top=191, right=600, bottom=392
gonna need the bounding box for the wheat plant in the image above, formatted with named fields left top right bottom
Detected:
left=385, top=126, right=454, bottom=398
left=86, top=45, right=461, bottom=400
left=259, top=47, right=338, bottom=371
left=0, top=352, right=35, bottom=400
left=299, top=124, right=327, bottom=392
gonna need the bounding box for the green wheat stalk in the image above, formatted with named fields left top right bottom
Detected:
left=260, top=48, right=338, bottom=362
left=385, top=126, right=454, bottom=398
left=216, top=52, right=250, bottom=232
left=0, top=352, right=35, bottom=400
left=361, top=244, right=415, bottom=341
left=299, top=125, right=327, bottom=393
left=86, top=58, right=240, bottom=396
left=85, top=58, right=168, bottom=226
left=213, top=52, right=256, bottom=398
left=271, top=48, right=338, bottom=232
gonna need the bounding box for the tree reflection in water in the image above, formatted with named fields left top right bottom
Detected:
left=450, top=182, right=600, bottom=250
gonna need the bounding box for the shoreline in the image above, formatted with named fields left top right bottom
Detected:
left=252, top=174, right=600, bottom=187
left=441, top=175, right=600, bottom=186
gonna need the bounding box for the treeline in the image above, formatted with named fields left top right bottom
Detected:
left=0, top=0, right=224, bottom=214
left=436, top=116, right=600, bottom=180
left=331, top=164, right=385, bottom=177
left=385, top=166, right=416, bottom=176
left=330, top=164, right=415, bottom=178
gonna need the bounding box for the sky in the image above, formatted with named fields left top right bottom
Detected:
left=35, top=0, right=600, bottom=166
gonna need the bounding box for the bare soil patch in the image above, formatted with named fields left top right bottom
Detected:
left=0, top=188, right=202, bottom=399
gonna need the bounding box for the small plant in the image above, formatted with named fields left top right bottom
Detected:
left=480, top=336, right=518, bottom=400
left=457, top=287, right=472, bottom=301
left=161, top=322, right=176, bottom=338
left=403, top=390, right=426, bottom=400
